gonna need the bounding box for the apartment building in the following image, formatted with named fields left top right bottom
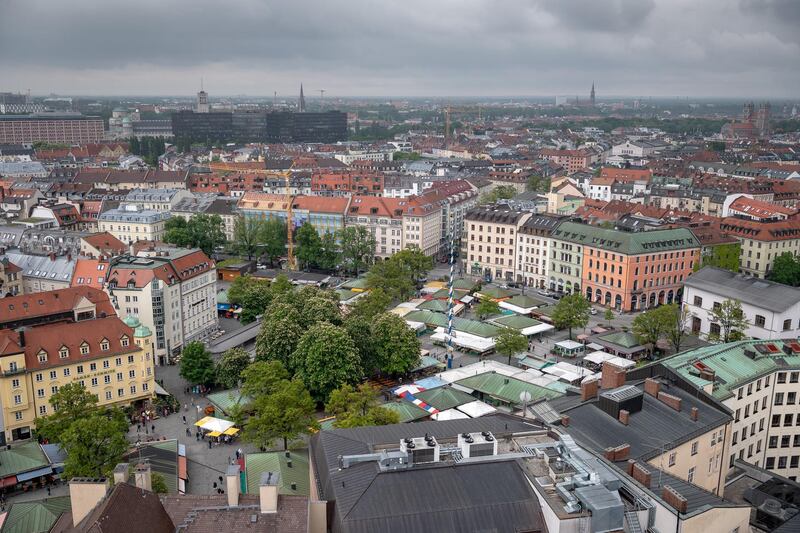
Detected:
left=4, top=252, right=76, bottom=294
left=516, top=214, right=565, bottom=289
left=105, top=249, right=217, bottom=365
left=662, top=339, right=800, bottom=480
left=0, top=316, right=154, bottom=443
left=345, top=196, right=404, bottom=259
left=402, top=193, right=443, bottom=258
left=550, top=222, right=701, bottom=310
left=98, top=205, right=171, bottom=244
left=539, top=148, right=599, bottom=174
left=683, top=267, right=800, bottom=340
left=428, top=180, right=479, bottom=255
left=464, top=207, right=531, bottom=281
left=0, top=114, right=104, bottom=144
left=291, top=196, right=349, bottom=237
left=719, top=217, right=800, bottom=278
left=311, top=170, right=384, bottom=196
left=0, top=286, right=115, bottom=330
left=123, top=188, right=193, bottom=212
left=0, top=259, right=22, bottom=297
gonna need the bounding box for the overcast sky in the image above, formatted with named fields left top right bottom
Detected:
left=1, top=0, right=798, bottom=98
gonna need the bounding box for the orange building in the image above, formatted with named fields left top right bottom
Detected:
left=550, top=222, right=702, bottom=312
left=311, top=170, right=383, bottom=196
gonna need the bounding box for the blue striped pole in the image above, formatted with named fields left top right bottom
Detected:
left=446, top=236, right=455, bottom=368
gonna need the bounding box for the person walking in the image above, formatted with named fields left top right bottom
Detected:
left=182, top=415, right=187, bottom=424
left=151, top=424, right=155, bottom=434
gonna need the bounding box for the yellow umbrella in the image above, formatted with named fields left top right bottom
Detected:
left=207, top=431, right=222, bottom=437
left=223, top=427, right=240, bottom=436
left=194, top=416, right=213, bottom=427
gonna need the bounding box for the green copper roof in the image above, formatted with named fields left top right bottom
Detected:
left=661, top=339, right=800, bottom=401
left=380, top=401, right=430, bottom=423
left=597, top=331, right=642, bottom=349
left=502, top=294, right=545, bottom=309
left=0, top=442, right=49, bottom=478
left=216, top=290, right=229, bottom=305
left=207, top=389, right=250, bottom=416
left=1, top=496, right=71, bottom=533
left=477, top=286, right=514, bottom=299
left=122, top=315, right=140, bottom=328
left=245, top=449, right=309, bottom=496
left=134, top=324, right=152, bottom=337
left=403, top=310, right=501, bottom=338
left=490, top=314, right=543, bottom=331
left=455, top=373, right=562, bottom=405
left=414, top=386, right=476, bottom=411
left=551, top=221, right=700, bottom=255
left=417, top=299, right=450, bottom=313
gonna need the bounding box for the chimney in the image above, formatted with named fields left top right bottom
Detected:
left=134, top=463, right=152, bottom=492
left=226, top=464, right=240, bottom=507
left=658, top=392, right=682, bottom=412
left=69, top=478, right=110, bottom=527
left=662, top=485, right=688, bottom=513
left=113, top=463, right=129, bottom=486
left=690, top=407, right=699, bottom=421
left=601, top=362, right=626, bottom=389
left=632, top=462, right=652, bottom=487
left=626, top=459, right=636, bottom=476
left=619, top=409, right=630, bottom=425
left=560, top=415, right=570, bottom=427
left=259, top=471, right=280, bottom=514
left=581, top=379, right=599, bottom=401
left=644, top=378, right=661, bottom=397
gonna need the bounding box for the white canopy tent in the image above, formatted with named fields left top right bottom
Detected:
left=456, top=400, right=497, bottom=418
left=194, top=416, right=235, bottom=433
left=583, top=350, right=636, bottom=370
left=430, top=327, right=495, bottom=354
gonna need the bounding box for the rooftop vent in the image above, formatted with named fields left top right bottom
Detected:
left=458, top=432, right=498, bottom=459
left=400, top=435, right=440, bottom=464
left=598, top=385, right=644, bottom=419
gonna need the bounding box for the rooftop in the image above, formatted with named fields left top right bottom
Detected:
left=684, top=266, right=800, bottom=313
left=551, top=221, right=701, bottom=255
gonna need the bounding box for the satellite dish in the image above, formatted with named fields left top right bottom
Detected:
left=519, top=391, right=532, bottom=403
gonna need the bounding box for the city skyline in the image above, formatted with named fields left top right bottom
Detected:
left=1, top=0, right=799, bottom=98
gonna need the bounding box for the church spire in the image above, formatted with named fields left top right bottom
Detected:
left=299, top=83, right=306, bottom=112
left=590, top=82, right=596, bottom=106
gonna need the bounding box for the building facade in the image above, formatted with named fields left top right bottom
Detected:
left=98, top=205, right=172, bottom=244
left=0, top=114, right=104, bottom=144
left=464, top=207, right=531, bottom=281
left=516, top=214, right=564, bottom=289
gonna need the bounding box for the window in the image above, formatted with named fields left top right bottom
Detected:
left=39, top=405, right=47, bottom=415
left=63, top=368, right=70, bottom=377
left=775, top=393, right=784, bottom=405
left=100, top=339, right=110, bottom=351
left=103, top=360, right=109, bottom=369
left=37, top=350, right=47, bottom=363
left=37, top=388, right=44, bottom=398
left=35, top=373, right=42, bottom=382
left=116, top=372, right=123, bottom=382
left=90, top=363, right=96, bottom=371
left=91, top=377, right=98, bottom=387
left=766, top=457, right=775, bottom=469
left=772, top=415, right=781, bottom=427
left=121, top=336, right=129, bottom=348
left=782, top=436, right=791, bottom=448
left=11, top=378, right=19, bottom=388
left=128, top=370, right=135, bottom=378
left=755, top=315, right=766, bottom=327
left=784, top=319, right=792, bottom=331
left=80, top=343, right=89, bottom=355
left=693, top=296, right=703, bottom=306
left=669, top=452, right=676, bottom=466
left=130, top=385, right=136, bottom=395
left=779, top=456, right=788, bottom=469
left=115, top=357, right=122, bottom=366
left=687, top=467, right=695, bottom=483
left=792, top=372, right=799, bottom=384
left=105, top=391, right=112, bottom=400
left=51, top=386, right=58, bottom=395
left=787, top=414, right=796, bottom=427
left=117, top=388, right=124, bottom=397
left=778, top=372, right=787, bottom=383
left=59, top=346, right=69, bottom=359
left=691, top=441, right=698, bottom=456
left=14, top=411, right=23, bottom=421
left=104, top=375, right=111, bottom=384
left=769, top=436, right=778, bottom=448
left=13, top=394, right=21, bottom=405
left=127, top=355, right=134, bottom=364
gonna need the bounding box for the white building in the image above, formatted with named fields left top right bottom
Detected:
left=611, top=140, right=659, bottom=158
left=516, top=214, right=564, bottom=289
left=98, top=205, right=171, bottom=244
left=682, top=267, right=800, bottom=340
left=333, top=151, right=393, bottom=165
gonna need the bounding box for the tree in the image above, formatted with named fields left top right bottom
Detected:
left=179, top=342, right=215, bottom=385
left=228, top=276, right=273, bottom=324
left=244, top=378, right=317, bottom=450
left=479, top=185, right=517, bottom=205
left=187, top=214, right=226, bottom=256
left=255, top=304, right=303, bottom=369
left=366, top=256, right=416, bottom=300
left=261, top=218, right=288, bottom=265
left=604, top=309, right=615, bottom=327
left=348, top=288, right=391, bottom=319
left=317, top=231, right=341, bottom=271
left=326, top=384, right=400, bottom=428
left=343, top=315, right=375, bottom=377
left=35, top=383, right=99, bottom=443
left=392, top=249, right=434, bottom=284
left=163, top=217, right=191, bottom=247
left=233, top=216, right=262, bottom=260
left=632, top=308, right=668, bottom=354
left=494, top=327, right=528, bottom=366
left=476, top=296, right=500, bottom=319
left=662, top=303, right=692, bottom=353
left=526, top=175, right=551, bottom=193
left=370, top=313, right=421, bottom=375
left=215, top=347, right=251, bottom=389
left=299, top=296, right=343, bottom=328
left=61, top=410, right=128, bottom=478
left=338, top=226, right=376, bottom=275
left=295, top=222, right=323, bottom=270
left=767, top=252, right=800, bottom=286
left=241, top=360, right=290, bottom=398
left=292, top=322, right=362, bottom=402
left=151, top=472, right=169, bottom=494
left=551, top=293, right=590, bottom=339
left=707, top=299, right=750, bottom=343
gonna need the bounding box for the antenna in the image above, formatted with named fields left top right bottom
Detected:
left=200, top=77, right=204, bottom=91
left=318, top=89, right=326, bottom=110
left=273, top=91, right=277, bottom=107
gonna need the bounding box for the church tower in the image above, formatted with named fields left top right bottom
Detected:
left=299, top=84, right=306, bottom=113
left=590, top=82, right=596, bottom=107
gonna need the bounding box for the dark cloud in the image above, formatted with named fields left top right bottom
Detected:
left=0, top=0, right=797, bottom=96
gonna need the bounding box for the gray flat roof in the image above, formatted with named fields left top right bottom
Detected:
left=684, top=266, right=800, bottom=313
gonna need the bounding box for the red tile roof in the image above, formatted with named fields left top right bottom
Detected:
left=83, top=232, right=127, bottom=256
left=291, top=196, right=350, bottom=214
left=729, top=196, right=795, bottom=219
left=599, top=167, right=653, bottom=183
left=71, top=259, right=109, bottom=289
left=0, top=287, right=115, bottom=326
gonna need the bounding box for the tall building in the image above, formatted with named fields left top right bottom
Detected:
left=590, top=82, right=596, bottom=106
left=0, top=113, right=104, bottom=144
left=171, top=110, right=347, bottom=143
left=299, top=83, right=306, bottom=113
left=265, top=111, right=347, bottom=143
left=755, top=102, right=771, bottom=138
left=196, top=85, right=209, bottom=114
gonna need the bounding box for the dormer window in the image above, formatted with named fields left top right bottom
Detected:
left=80, top=342, right=90, bottom=355
left=121, top=335, right=129, bottom=348
left=100, top=339, right=110, bottom=351
left=37, top=350, right=48, bottom=363
left=59, top=346, right=69, bottom=359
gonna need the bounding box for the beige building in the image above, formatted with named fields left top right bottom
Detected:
left=719, top=217, right=800, bottom=278
left=97, top=204, right=171, bottom=244
left=516, top=214, right=564, bottom=288
left=4, top=252, right=76, bottom=294
left=345, top=196, right=404, bottom=259
left=0, top=259, right=22, bottom=297
left=402, top=194, right=442, bottom=258
left=464, top=207, right=531, bottom=282
left=0, top=315, right=154, bottom=442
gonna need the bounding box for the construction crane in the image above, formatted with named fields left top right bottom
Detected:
left=206, top=163, right=297, bottom=270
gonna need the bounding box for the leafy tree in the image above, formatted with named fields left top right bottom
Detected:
left=317, top=231, right=341, bottom=271
left=551, top=293, right=590, bottom=339
left=338, top=226, right=376, bottom=275
left=662, top=303, right=692, bottom=353
left=366, top=256, right=416, bottom=300
left=164, top=214, right=226, bottom=255
left=392, top=249, right=434, bottom=284
left=479, top=185, right=517, bottom=205
left=255, top=304, right=303, bottom=369
left=299, top=296, right=343, bottom=328
left=494, top=327, right=528, bottom=366
left=228, top=276, right=273, bottom=323
left=326, top=383, right=400, bottom=428
left=348, top=288, right=391, bottom=319
left=767, top=252, right=800, bottom=286
left=632, top=308, right=668, bottom=354
left=179, top=342, right=215, bottom=385
left=475, top=296, right=500, bottom=319
left=215, top=347, right=251, bottom=389
left=164, top=217, right=191, bottom=247
left=61, top=410, right=128, bottom=478
left=526, top=175, right=551, bottom=193
left=270, top=274, right=294, bottom=296
left=292, top=322, right=362, bottom=402
left=35, top=383, right=99, bottom=443
left=233, top=216, right=262, bottom=260
left=604, top=309, right=615, bottom=326
left=151, top=472, right=169, bottom=494
left=244, top=378, right=317, bottom=450
left=260, top=218, right=288, bottom=265
left=241, top=360, right=290, bottom=398
left=343, top=315, right=375, bottom=377
left=707, top=299, right=750, bottom=343
left=370, top=313, right=421, bottom=375
left=295, top=222, right=323, bottom=270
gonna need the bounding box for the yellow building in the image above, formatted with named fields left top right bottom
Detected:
left=0, top=315, right=155, bottom=442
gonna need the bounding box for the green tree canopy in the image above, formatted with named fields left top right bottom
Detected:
left=233, top=216, right=263, bottom=260
left=215, top=347, right=252, bottom=389
left=243, top=378, right=317, bottom=450
left=632, top=307, right=668, bottom=354
left=348, top=287, right=391, bottom=319
left=227, top=276, right=273, bottom=324
left=326, top=383, right=400, bottom=428
left=295, top=222, right=323, bottom=270
left=526, top=175, right=551, bottom=193
left=366, top=256, right=416, bottom=300
left=392, top=249, right=434, bottom=284
left=35, top=383, right=99, bottom=443
left=479, top=185, right=517, bottom=205
left=338, top=226, right=376, bottom=275
left=292, top=322, right=362, bottom=402
left=370, top=313, right=421, bottom=375
left=317, top=231, right=341, bottom=271
left=61, top=409, right=129, bottom=478
left=707, top=299, right=750, bottom=343
left=241, top=360, right=291, bottom=398
left=255, top=304, right=303, bottom=369
left=551, top=293, right=590, bottom=339
left=475, top=296, right=500, bottom=319
left=343, top=315, right=375, bottom=378
left=767, top=252, right=800, bottom=286
left=261, top=218, right=288, bottom=265
left=179, top=342, right=216, bottom=385
left=494, top=327, right=528, bottom=366
left=164, top=214, right=225, bottom=256
left=662, top=303, right=692, bottom=353
left=164, top=217, right=191, bottom=247
left=151, top=472, right=169, bottom=494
